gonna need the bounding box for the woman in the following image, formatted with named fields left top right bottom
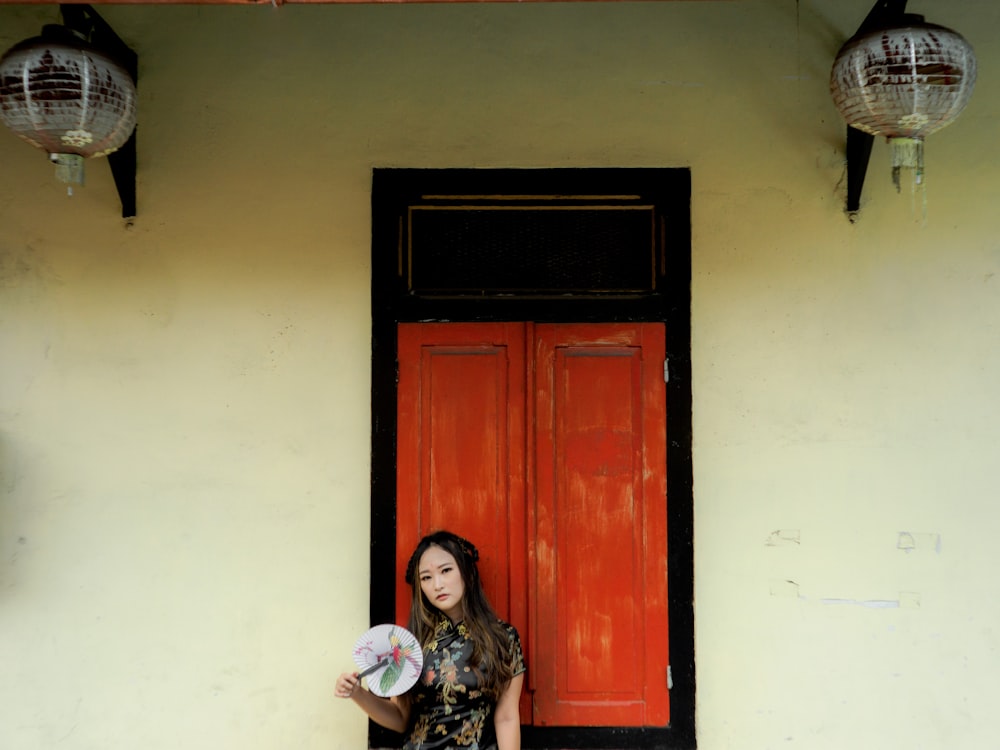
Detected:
left=336, top=530, right=525, bottom=750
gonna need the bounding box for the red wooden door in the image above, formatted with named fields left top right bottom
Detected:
left=395, top=323, right=528, bottom=627
left=532, top=323, right=668, bottom=726
left=396, top=322, right=668, bottom=728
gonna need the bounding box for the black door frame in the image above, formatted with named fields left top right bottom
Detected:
left=369, top=168, right=695, bottom=750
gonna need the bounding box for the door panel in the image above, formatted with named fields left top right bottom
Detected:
left=396, top=322, right=667, bottom=728
left=396, top=323, right=526, bottom=628
left=532, top=324, right=668, bottom=726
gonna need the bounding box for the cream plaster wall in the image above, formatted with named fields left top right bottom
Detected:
left=2, top=1, right=999, bottom=748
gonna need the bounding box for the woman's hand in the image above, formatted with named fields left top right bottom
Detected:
left=335, top=671, right=361, bottom=699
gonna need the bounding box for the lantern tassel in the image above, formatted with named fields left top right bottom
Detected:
left=50, top=153, right=85, bottom=192
left=889, top=137, right=924, bottom=193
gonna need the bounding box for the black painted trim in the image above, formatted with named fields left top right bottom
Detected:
left=370, top=168, right=695, bottom=749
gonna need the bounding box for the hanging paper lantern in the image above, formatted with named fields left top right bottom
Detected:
left=0, top=25, right=137, bottom=188
left=830, top=16, right=976, bottom=190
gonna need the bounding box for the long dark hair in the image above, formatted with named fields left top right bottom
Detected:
left=404, top=530, right=515, bottom=698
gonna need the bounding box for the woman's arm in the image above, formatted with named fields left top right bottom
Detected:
left=493, top=672, right=524, bottom=750
left=335, top=671, right=412, bottom=734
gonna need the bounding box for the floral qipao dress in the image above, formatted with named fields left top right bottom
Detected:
left=403, top=617, right=525, bottom=750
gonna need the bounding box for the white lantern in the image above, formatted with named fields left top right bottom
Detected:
left=830, top=17, right=976, bottom=190
left=0, top=25, right=137, bottom=187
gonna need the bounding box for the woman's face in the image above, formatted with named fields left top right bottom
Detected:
left=418, top=544, right=466, bottom=623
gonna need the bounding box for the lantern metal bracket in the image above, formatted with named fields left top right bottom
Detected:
left=59, top=4, right=138, bottom=219
left=843, top=0, right=908, bottom=221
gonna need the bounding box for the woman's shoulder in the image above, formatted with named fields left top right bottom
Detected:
left=492, top=617, right=521, bottom=639
left=493, top=618, right=526, bottom=673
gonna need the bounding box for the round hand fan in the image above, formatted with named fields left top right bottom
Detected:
left=352, top=624, right=423, bottom=697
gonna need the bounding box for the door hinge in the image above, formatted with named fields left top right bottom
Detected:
left=663, top=358, right=670, bottom=383
left=667, top=665, right=673, bottom=689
